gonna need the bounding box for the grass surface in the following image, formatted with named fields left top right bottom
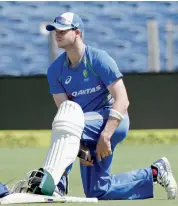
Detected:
left=0, top=145, right=178, bottom=205
left=1, top=129, right=178, bottom=147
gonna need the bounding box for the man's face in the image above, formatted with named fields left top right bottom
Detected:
left=55, top=29, right=76, bottom=49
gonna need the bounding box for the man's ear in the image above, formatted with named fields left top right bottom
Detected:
left=75, top=29, right=82, bottom=38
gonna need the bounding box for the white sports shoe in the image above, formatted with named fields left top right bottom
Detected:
left=152, top=157, right=178, bottom=199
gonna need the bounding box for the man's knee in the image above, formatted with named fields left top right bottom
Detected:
left=83, top=177, right=111, bottom=199
left=85, top=188, right=107, bottom=199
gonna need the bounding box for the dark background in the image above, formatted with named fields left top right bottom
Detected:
left=0, top=73, right=177, bottom=130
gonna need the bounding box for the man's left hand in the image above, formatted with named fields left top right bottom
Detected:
left=96, top=133, right=112, bottom=161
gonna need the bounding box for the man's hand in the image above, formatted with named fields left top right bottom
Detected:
left=80, top=144, right=94, bottom=167
left=96, top=133, right=112, bottom=161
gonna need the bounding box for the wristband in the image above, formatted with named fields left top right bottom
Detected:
left=109, top=109, right=124, bottom=121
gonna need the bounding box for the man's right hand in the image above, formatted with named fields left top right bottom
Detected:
left=79, top=144, right=94, bottom=167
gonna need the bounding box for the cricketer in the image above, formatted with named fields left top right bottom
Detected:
left=0, top=12, right=177, bottom=201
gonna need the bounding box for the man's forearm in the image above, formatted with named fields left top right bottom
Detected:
left=102, top=117, right=121, bottom=139
left=102, top=100, right=129, bottom=139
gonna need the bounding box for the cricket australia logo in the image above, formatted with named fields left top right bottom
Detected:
left=65, top=76, right=72, bottom=84
left=83, top=69, right=89, bottom=82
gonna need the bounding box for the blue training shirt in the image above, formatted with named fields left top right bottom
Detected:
left=47, top=45, right=123, bottom=112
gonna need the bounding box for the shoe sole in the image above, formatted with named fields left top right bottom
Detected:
left=162, top=157, right=178, bottom=199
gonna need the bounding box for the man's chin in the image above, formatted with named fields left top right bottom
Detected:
left=57, top=44, right=64, bottom=49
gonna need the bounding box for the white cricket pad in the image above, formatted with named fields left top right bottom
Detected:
left=0, top=193, right=98, bottom=204
left=44, top=101, right=85, bottom=185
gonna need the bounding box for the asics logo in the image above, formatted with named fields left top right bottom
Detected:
left=65, top=76, right=72, bottom=84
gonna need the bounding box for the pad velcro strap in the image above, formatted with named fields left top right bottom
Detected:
left=109, top=109, right=124, bottom=121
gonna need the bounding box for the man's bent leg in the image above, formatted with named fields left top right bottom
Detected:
left=28, top=101, right=85, bottom=196
left=80, top=160, right=153, bottom=200
left=80, top=110, right=153, bottom=200
left=44, top=100, right=84, bottom=185
left=98, top=167, right=153, bottom=200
